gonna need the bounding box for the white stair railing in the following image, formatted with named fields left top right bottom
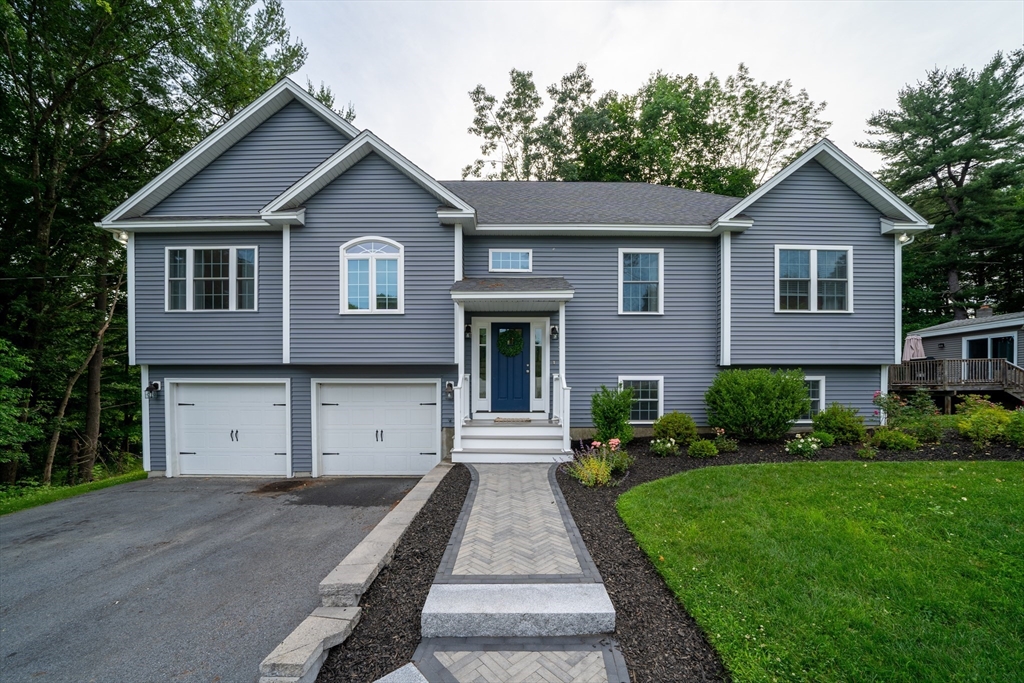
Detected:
left=453, top=373, right=470, bottom=451
left=552, top=373, right=572, bottom=453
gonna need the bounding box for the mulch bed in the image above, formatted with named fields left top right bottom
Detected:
left=317, top=464, right=471, bottom=683
left=556, top=434, right=1024, bottom=683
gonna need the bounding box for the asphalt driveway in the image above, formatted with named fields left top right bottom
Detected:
left=0, top=475, right=419, bottom=683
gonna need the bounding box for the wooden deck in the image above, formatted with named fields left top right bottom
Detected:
left=889, top=358, right=1024, bottom=401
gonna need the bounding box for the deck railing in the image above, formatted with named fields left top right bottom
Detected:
left=890, top=358, right=1024, bottom=397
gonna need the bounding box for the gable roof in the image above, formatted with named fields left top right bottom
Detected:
left=913, top=311, right=1024, bottom=338
left=101, top=78, right=360, bottom=225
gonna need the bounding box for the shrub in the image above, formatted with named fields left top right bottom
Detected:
left=1005, top=409, right=1024, bottom=448
left=566, top=455, right=612, bottom=487
left=903, top=414, right=945, bottom=444
left=704, top=368, right=809, bottom=442
left=957, top=407, right=1011, bottom=447
left=602, top=442, right=635, bottom=475
left=653, top=412, right=698, bottom=447
left=591, top=385, right=634, bottom=445
left=650, top=437, right=682, bottom=457
left=807, top=430, right=835, bottom=448
left=812, top=403, right=867, bottom=445
left=871, top=427, right=921, bottom=451
left=785, top=434, right=822, bottom=458
left=856, top=445, right=877, bottom=460
left=873, top=388, right=940, bottom=429
left=688, top=439, right=719, bottom=458
left=956, top=394, right=1001, bottom=417
left=713, top=435, right=739, bottom=453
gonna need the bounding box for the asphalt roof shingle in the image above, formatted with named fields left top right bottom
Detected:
left=439, top=181, right=742, bottom=226
left=913, top=311, right=1024, bottom=335
left=450, top=277, right=573, bottom=293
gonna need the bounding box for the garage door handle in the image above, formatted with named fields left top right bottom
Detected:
left=375, top=429, right=379, bottom=442
left=420, top=452, right=437, bottom=455
left=274, top=452, right=286, bottom=455
left=323, top=452, right=339, bottom=455
left=179, top=451, right=196, bottom=455
left=178, top=403, right=194, bottom=406
left=420, top=402, right=436, bottom=405
left=273, top=403, right=286, bottom=406
left=321, top=403, right=338, bottom=406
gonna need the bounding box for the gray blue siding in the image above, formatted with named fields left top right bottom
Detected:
left=289, top=153, right=456, bottom=364
left=147, top=101, right=349, bottom=216
left=731, top=160, right=896, bottom=365
left=146, top=365, right=457, bottom=473
left=134, top=232, right=282, bottom=364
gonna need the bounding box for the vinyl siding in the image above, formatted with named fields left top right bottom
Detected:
left=146, top=364, right=456, bottom=473
left=146, top=101, right=349, bottom=216
left=922, top=325, right=1023, bottom=363
left=135, top=232, right=282, bottom=363
left=731, top=160, right=896, bottom=365
left=464, top=236, right=719, bottom=425
left=289, top=153, right=456, bottom=364
left=779, top=365, right=884, bottom=426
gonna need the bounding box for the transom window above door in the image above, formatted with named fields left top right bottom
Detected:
left=775, top=245, right=853, bottom=313
left=166, top=246, right=257, bottom=312
left=619, top=248, right=664, bottom=314
left=489, top=249, right=532, bottom=272
left=340, top=237, right=404, bottom=314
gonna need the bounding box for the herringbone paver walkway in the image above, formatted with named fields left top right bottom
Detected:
left=452, top=465, right=581, bottom=576
left=433, top=650, right=608, bottom=683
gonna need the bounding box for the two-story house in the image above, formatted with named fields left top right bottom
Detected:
left=98, top=79, right=932, bottom=478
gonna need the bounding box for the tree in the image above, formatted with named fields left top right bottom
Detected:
left=859, top=50, right=1024, bottom=326
left=463, top=68, right=544, bottom=180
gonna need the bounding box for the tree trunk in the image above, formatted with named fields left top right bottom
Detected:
left=66, top=439, right=81, bottom=486
left=80, top=261, right=107, bottom=483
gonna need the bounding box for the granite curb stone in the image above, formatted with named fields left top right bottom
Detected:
left=373, top=663, right=431, bottom=683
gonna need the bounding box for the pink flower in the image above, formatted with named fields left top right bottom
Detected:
left=873, top=391, right=881, bottom=398
left=873, top=410, right=880, bottom=416
left=591, top=441, right=602, bottom=447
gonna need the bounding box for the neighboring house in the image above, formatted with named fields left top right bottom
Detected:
left=98, top=78, right=932, bottom=478
left=916, top=308, right=1022, bottom=365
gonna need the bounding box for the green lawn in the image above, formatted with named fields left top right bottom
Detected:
left=617, top=461, right=1024, bottom=683
left=0, top=469, right=148, bottom=516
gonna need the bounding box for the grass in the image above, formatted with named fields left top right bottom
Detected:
left=617, top=461, right=1024, bottom=683
left=0, top=469, right=148, bottom=516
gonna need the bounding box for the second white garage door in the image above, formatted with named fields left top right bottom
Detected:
left=317, top=381, right=439, bottom=476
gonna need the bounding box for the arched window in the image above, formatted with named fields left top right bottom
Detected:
left=340, top=237, right=404, bottom=314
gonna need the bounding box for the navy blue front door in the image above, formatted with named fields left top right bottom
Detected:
left=491, top=322, right=531, bottom=411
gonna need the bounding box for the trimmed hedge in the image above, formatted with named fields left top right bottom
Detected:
left=704, top=368, right=809, bottom=442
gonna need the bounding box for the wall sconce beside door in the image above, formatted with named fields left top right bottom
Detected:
left=464, top=324, right=472, bottom=339
left=550, top=325, right=559, bottom=341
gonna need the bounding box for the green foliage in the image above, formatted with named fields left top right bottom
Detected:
left=704, top=368, right=809, bottom=442
left=0, top=469, right=147, bottom=516
left=1004, top=409, right=1024, bottom=448
left=873, top=390, right=945, bottom=443
left=713, top=436, right=739, bottom=453
left=653, top=411, right=698, bottom=447
left=650, top=437, right=682, bottom=457
left=856, top=445, right=878, bottom=460
left=603, top=447, right=634, bottom=476
left=0, top=341, right=42, bottom=466
left=784, top=434, right=822, bottom=458
left=565, top=455, right=612, bottom=488
left=812, top=403, right=867, bottom=445
left=590, top=385, right=634, bottom=445
left=687, top=439, right=719, bottom=459
left=807, top=431, right=836, bottom=448
left=871, top=427, right=922, bottom=451
left=956, top=394, right=1002, bottom=416
left=904, top=415, right=945, bottom=444
left=957, top=408, right=1012, bottom=447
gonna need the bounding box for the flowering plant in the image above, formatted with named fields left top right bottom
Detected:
left=785, top=433, right=822, bottom=458
left=650, top=437, right=681, bottom=457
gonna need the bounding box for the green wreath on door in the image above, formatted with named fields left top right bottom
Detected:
left=497, top=328, right=524, bottom=357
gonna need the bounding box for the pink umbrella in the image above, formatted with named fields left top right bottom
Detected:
left=902, top=334, right=925, bottom=362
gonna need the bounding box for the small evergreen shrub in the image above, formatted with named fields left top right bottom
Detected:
left=903, top=415, right=945, bottom=443
left=856, top=445, right=877, bottom=460
left=653, top=412, right=698, bottom=447
left=871, top=427, right=921, bottom=451
left=650, top=437, right=682, bottom=457
left=704, top=368, right=809, bottom=442
left=807, top=431, right=835, bottom=448
left=785, top=434, right=822, bottom=458
left=812, top=403, right=867, bottom=444
left=713, top=436, right=739, bottom=453
left=1005, top=409, right=1024, bottom=448
left=957, top=407, right=1011, bottom=447
left=566, top=455, right=612, bottom=487
left=955, top=394, right=1001, bottom=417
left=591, top=385, right=634, bottom=445
left=688, top=439, right=719, bottom=458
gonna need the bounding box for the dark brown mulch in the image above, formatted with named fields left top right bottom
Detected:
left=317, top=464, right=471, bottom=683
left=556, top=434, right=1024, bottom=683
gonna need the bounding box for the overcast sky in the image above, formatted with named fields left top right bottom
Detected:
left=284, top=0, right=1023, bottom=181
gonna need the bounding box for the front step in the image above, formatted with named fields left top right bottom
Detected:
left=459, top=434, right=565, bottom=450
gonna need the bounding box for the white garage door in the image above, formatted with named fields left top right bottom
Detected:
left=174, top=383, right=289, bottom=476
left=318, top=382, right=439, bottom=475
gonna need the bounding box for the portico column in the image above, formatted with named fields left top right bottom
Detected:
left=558, top=301, right=566, bottom=379
left=456, top=302, right=465, bottom=377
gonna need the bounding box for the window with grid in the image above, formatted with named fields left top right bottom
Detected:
left=800, top=378, right=823, bottom=421
left=168, top=249, right=187, bottom=310
left=620, top=378, right=662, bottom=423
left=778, top=249, right=810, bottom=310
left=489, top=250, right=531, bottom=272
left=342, top=239, right=403, bottom=313
left=166, top=246, right=256, bottom=311
left=621, top=251, right=661, bottom=313
left=777, top=246, right=852, bottom=312
left=816, top=250, right=848, bottom=311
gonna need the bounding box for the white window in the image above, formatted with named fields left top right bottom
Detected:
left=798, top=376, right=826, bottom=423
left=775, top=245, right=853, bottom=313
left=618, top=376, right=664, bottom=423
left=165, top=246, right=258, bottom=312
left=340, top=237, right=404, bottom=314
left=489, top=249, right=532, bottom=272
left=963, top=332, right=1016, bottom=364
left=618, top=248, right=664, bottom=314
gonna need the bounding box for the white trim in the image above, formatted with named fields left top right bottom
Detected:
left=456, top=302, right=465, bottom=373
left=101, top=78, right=358, bottom=224
left=720, top=232, right=731, bottom=366
left=451, top=290, right=574, bottom=302
left=101, top=218, right=278, bottom=232
left=282, top=225, right=291, bottom=363
left=962, top=330, right=1018, bottom=363
left=140, top=365, right=150, bottom=471
left=795, top=375, right=827, bottom=424
left=774, top=245, right=854, bottom=314
left=618, top=247, right=665, bottom=315
left=164, top=378, right=292, bottom=478
left=261, top=208, right=305, bottom=226
left=718, top=139, right=931, bottom=229
left=468, top=223, right=721, bottom=237
left=488, top=249, right=533, bottom=273
left=558, top=302, right=566, bottom=382
left=454, top=223, right=464, bottom=281
left=164, top=245, right=259, bottom=312
left=617, top=375, right=665, bottom=425
left=127, top=232, right=136, bottom=365
left=339, top=236, right=405, bottom=315
left=915, top=317, right=1024, bottom=338
left=895, top=237, right=902, bottom=364
left=470, top=317, right=551, bottom=414
left=879, top=366, right=889, bottom=426
left=310, top=378, right=442, bottom=478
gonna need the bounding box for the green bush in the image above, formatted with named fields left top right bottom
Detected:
left=653, top=412, right=698, bottom=446
left=871, top=427, right=921, bottom=451
left=958, top=407, right=1011, bottom=447
left=713, top=436, right=739, bottom=453
left=903, top=414, right=945, bottom=444
left=650, top=437, right=682, bottom=457
left=566, top=455, right=612, bottom=487
left=704, top=368, right=809, bottom=442
left=591, top=385, right=634, bottom=445
left=956, top=394, right=1001, bottom=417
left=812, top=403, right=867, bottom=445
left=1005, top=409, right=1024, bottom=448
left=856, top=445, right=877, bottom=460
left=785, top=434, right=822, bottom=458
left=808, top=431, right=835, bottom=448
left=688, top=439, right=719, bottom=458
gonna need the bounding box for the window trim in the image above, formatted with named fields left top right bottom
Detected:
left=618, top=375, right=664, bottom=424
left=618, top=248, right=665, bottom=315
left=164, top=245, right=259, bottom=312
left=488, top=248, right=533, bottom=273
left=961, top=331, right=1017, bottom=363
left=339, top=236, right=405, bottom=315
left=774, top=245, right=854, bottom=313
left=796, top=375, right=826, bottom=424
